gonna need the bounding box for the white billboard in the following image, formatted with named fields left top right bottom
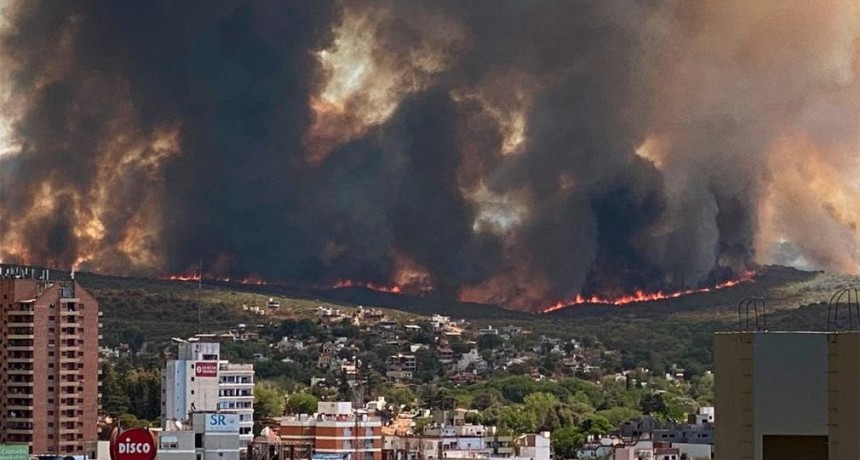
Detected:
left=204, top=413, right=240, bottom=432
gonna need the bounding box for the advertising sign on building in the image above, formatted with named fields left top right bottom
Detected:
left=109, top=427, right=157, bottom=460
left=204, top=413, right=240, bottom=432
left=0, top=445, right=29, bottom=460
left=195, top=361, right=218, bottom=377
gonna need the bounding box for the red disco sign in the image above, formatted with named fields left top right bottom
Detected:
left=109, top=427, right=157, bottom=460
left=195, top=361, right=218, bottom=377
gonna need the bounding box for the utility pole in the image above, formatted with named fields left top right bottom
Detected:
left=196, top=258, right=203, bottom=334
left=352, top=357, right=366, bottom=460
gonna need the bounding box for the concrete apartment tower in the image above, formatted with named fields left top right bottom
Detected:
left=715, top=331, right=860, bottom=460
left=0, top=276, right=101, bottom=455
left=161, top=341, right=254, bottom=446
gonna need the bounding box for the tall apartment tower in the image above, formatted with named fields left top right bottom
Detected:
left=715, top=331, right=860, bottom=460
left=0, top=276, right=101, bottom=455
left=161, top=341, right=254, bottom=446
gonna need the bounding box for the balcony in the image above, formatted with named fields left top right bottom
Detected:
left=7, top=404, right=33, bottom=411
left=6, top=369, right=34, bottom=376
left=6, top=347, right=33, bottom=353
left=6, top=422, right=34, bottom=432
left=7, top=319, right=33, bottom=326
left=6, top=388, right=33, bottom=396
left=7, top=356, right=34, bottom=363
left=7, top=310, right=34, bottom=316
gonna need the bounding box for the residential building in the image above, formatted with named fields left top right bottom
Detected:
left=456, top=349, right=487, bottom=373
left=387, top=354, right=416, bottom=372
left=274, top=401, right=383, bottom=460
left=161, top=341, right=254, bottom=448
left=714, top=331, right=860, bottom=460
left=514, top=434, right=550, bottom=460
left=217, top=362, right=255, bottom=444
left=652, top=407, right=714, bottom=445
left=477, top=326, right=498, bottom=336
left=0, top=276, right=101, bottom=455
left=382, top=412, right=549, bottom=460
left=613, top=442, right=679, bottom=460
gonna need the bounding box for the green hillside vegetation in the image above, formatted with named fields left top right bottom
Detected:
left=78, top=265, right=860, bottom=370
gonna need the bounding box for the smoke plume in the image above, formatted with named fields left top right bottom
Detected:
left=1, top=0, right=860, bottom=310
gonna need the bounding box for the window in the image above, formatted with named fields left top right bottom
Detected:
left=160, top=437, right=179, bottom=449
left=195, top=434, right=203, bottom=449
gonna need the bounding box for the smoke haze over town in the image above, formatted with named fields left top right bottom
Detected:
left=1, top=0, right=859, bottom=310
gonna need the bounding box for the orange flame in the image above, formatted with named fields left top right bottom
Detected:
left=331, top=279, right=402, bottom=294
left=166, top=273, right=201, bottom=282
left=540, top=271, right=756, bottom=313
left=164, top=273, right=268, bottom=285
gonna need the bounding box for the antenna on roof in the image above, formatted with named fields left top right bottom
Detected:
left=738, top=297, right=767, bottom=332
left=827, top=288, right=860, bottom=331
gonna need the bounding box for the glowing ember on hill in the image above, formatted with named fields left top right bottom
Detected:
left=163, top=273, right=267, bottom=286
left=331, top=279, right=402, bottom=294
left=540, top=272, right=756, bottom=313
left=166, top=273, right=201, bottom=282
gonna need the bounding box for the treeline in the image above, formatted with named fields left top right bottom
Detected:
left=101, top=358, right=162, bottom=427
left=384, top=373, right=713, bottom=458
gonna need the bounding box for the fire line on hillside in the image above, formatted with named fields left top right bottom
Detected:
left=540, top=271, right=757, bottom=313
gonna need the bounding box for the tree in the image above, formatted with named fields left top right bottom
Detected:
left=255, top=384, right=286, bottom=419
left=119, top=327, right=145, bottom=355
left=101, top=363, right=130, bottom=417
left=117, top=413, right=152, bottom=429
left=552, top=426, right=585, bottom=459
left=471, top=388, right=503, bottom=411
left=386, top=387, right=416, bottom=409
left=415, top=349, right=443, bottom=383
left=427, top=387, right=456, bottom=410
left=477, top=334, right=504, bottom=351
left=639, top=393, right=668, bottom=416
left=581, top=415, right=614, bottom=436
left=540, top=353, right=562, bottom=375
left=524, top=392, right=561, bottom=431
left=597, top=407, right=641, bottom=427
left=498, top=406, right=537, bottom=435
left=285, top=391, right=318, bottom=415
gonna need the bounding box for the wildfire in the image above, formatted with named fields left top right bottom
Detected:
left=331, top=279, right=402, bottom=294
left=166, top=273, right=201, bottom=282
left=163, top=273, right=267, bottom=286
left=540, top=272, right=756, bottom=313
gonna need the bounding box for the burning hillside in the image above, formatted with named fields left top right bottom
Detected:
left=2, top=2, right=860, bottom=311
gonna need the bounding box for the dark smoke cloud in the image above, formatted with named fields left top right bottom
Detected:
left=3, top=0, right=857, bottom=310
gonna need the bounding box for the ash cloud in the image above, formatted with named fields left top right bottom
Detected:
left=2, top=1, right=860, bottom=310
